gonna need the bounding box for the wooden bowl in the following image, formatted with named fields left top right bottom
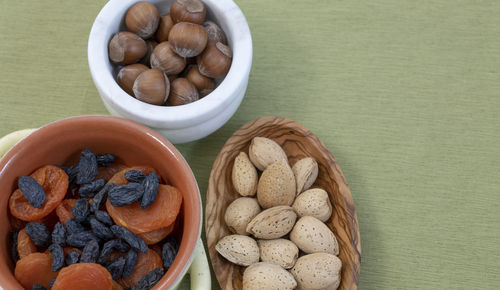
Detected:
left=205, top=116, right=361, bottom=289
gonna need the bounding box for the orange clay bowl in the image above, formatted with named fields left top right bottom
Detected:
left=0, top=115, right=202, bottom=289
left=205, top=116, right=361, bottom=289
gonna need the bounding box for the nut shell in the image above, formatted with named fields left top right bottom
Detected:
left=168, top=22, right=208, bottom=58
left=257, top=160, right=296, bottom=208
left=290, top=216, right=339, bottom=255
left=292, top=188, right=332, bottom=222
left=186, top=65, right=215, bottom=97
left=224, top=197, right=261, bottom=235
left=125, top=1, right=160, bottom=39
left=291, top=253, right=342, bottom=290
left=258, top=239, right=299, bottom=269
left=197, top=42, right=232, bottom=78
left=170, top=0, right=206, bottom=24
left=117, top=63, right=149, bottom=96
left=108, top=32, right=147, bottom=65
left=243, top=262, right=297, bottom=290
left=203, top=21, right=227, bottom=44
left=215, top=235, right=259, bottom=266
left=150, top=41, right=186, bottom=75
left=231, top=152, right=258, bottom=197
left=132, top=69, right=170, bottom=105
left=246, top=206, right=296, bottom=239
left=155, top=14, right=174, bottom=42
left=292, top=157, right=319, bottom=194
left=167, top=78, right=199, bottom=106
left=249, top=137, right=288, bottom=171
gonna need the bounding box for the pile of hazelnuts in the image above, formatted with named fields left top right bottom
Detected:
left=108, top=0, right=232, bottom=106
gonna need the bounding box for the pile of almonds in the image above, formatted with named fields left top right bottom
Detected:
left=108, top=0, right=232, bottom=106
left=216, top=137, right=343, bottom=290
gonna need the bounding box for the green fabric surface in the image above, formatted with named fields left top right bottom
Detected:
left=1, top=0, right=500, bottom=289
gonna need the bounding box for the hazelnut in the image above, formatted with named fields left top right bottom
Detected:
left=197, top=41, right=232, bottom=78
left=155, top=14, right=174, bottom=42
left=108, top=32, right=147, bottom=65
left=132, top=69, right=170, bottom=105
left=186, top=65, right=215, bottom=97
left=167, top=78, right=199, bottom=106
left=125, top=1, right=160, bottom=39
left=140, top=40, right=158, bottom=66
left=117, top=63, right=149, bottom=96
left=150, top=41, right=186, bottom=75
left=168, top=22, right=207, bottom=58
left=203, top=21, right=227, bottom=44
left=170, top=0, right=206, bottom=24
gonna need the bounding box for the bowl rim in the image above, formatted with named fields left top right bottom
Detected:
left=0, top=115, right=202, bottom=289
left=87, top=0, right=253, bottom=130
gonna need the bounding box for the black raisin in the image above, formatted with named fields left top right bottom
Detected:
left=77, top=149, right=98, bottom=185
left=140, top=172, right=159, bottom=209
left=25, top=222, right=51, bottom=248
left=66, top=164, right=79, bottom=185
left=95, top=210, right=113, bottom=226
left=110, top=225, right=148, bottom=253
left=108, top=183, right=144, bottom=207
left=124, top=170, right=146, bottom=183
left=32, top=284, right=46, bottom=290
left=67, top=231, right=98, bottom=248
left=71, top=199, right=90, bottom=223
left=106, top=257, right=125, bottom=281
left=65, top=250, right=80, bottom=265
left=18, top=176, right=46, bottom=208
left=89, top=217, right=114, bottom=240
left=122, top=249, right=138, bottom=278
left=114, top=239, right=130, bottom=253
left=162, top=241, right=177, bottom=269
left=10, top=231, right=19, bottom=263
left=49, top=278, right=56, bottom=288
left=90, top=183, right=114, bottom=213
left=98, top=240, right=117, bottom=264
left=165, top=235, right=180, bottom=252
left=48, top=244, right=64, bottom=272
left=80, top=239, right=100, bottom=263
left=78, top=179, right=106, bottom=198
left=96, top=153, right=116, bottom=166
left=135, top=268, right=164, bottom=290
left=65, top=218, right=85, bottom=235
left=51, top=222, right=66, bottom=246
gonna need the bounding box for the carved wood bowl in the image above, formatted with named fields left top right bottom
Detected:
left=205, top=116, right=361, bottom=289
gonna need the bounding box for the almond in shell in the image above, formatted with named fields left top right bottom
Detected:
left=215, top=234, right=259, bottom=266
left=243, top=262, right=297, bottom=290
left=258, top=238, right=299, bottom=269
left=246, top=206, right=297, bottom=239
left=257, top=160, right=296, bottom=209
left=248, top=137, right=288, bottom=171
left=232, top=152, right=258, bottom=196
left=290, top=216, right=339, bottom=255
left=291, top=253, right=342, bottom=290
left=292, top=188, right=332, bottom=222
left=292, top=157, right=318, bottom=194
left=224, top=197, right=261, bottom=235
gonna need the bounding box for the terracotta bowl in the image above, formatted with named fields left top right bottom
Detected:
left=0, top=115, right=201, bottom=289
left=205, top=116, right=361, bottom=289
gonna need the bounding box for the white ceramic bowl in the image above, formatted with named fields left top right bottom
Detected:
left=88, top=0, right=252, bottom=144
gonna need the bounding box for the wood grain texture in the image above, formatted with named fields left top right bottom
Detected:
left=205, top=116, right=361, bottom=290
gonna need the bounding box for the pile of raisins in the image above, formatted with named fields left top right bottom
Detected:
left=10, top=149, right=181, bottom=290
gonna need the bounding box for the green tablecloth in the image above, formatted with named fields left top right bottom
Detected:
left=1, top=0, right=499, bottom=289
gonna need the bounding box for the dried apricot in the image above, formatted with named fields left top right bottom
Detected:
left=55, top=199, right=77, bottom=224
left=138, top=223, right=174, bottom=245
left=52, top=263, right=113, bottom=290
left=14, top=252, right=58, bottom=289
left=17, top=229, right=37, bottom=259
left=10, top=165, right=68, bottom=221
left=107, top=166, right=158, bottom=186
left=119, top=248, right=163, bottom=288
left=106, top=184, right=182, bottom=234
